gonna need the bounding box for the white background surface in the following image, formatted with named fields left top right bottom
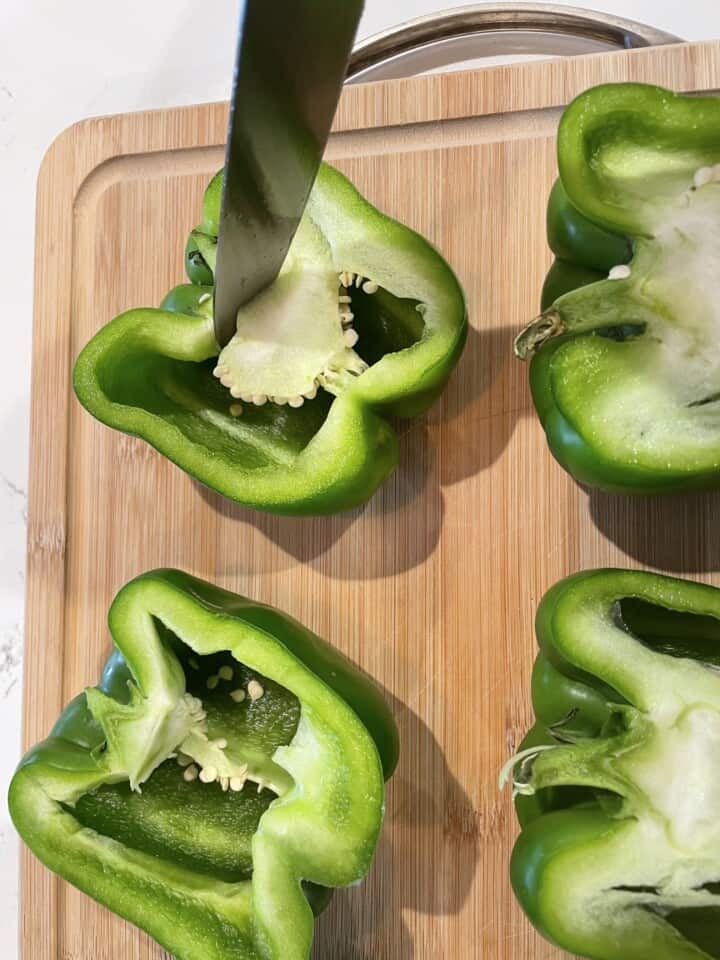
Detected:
left=1, top=0, right=720, bottom=952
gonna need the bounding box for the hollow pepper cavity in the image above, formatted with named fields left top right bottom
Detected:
left=504, top=568, right=720, bottom=960
left=515, top=84, right=720, bottom=493
left=73, top=163, right=467, bottom=514
left=9, top=569, right=398, bottom=960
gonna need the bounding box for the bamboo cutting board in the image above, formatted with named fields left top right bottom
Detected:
left=23, top=40, right=720, bottom=960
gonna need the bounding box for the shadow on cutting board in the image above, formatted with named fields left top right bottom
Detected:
left=433, top=325, right=530, bottom=489
left=198, top=325, right=526, bottom=578
left=589, top=489, right=720, bottom=575
left=195, top=425, right=439, bottom=579
left=311, top=692, right=476, bottom=959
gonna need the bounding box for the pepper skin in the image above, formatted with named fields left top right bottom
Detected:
left=516, top=84, right=720, bottom=493
left=505, top=569, right=720, bottom=960
left=540, top=259, right=605, bottom=313
left=545, top=179, right=631, bottom=274
left=9, top=569, right=398, bottom=960
left=73, top=163, right=467, bottom=515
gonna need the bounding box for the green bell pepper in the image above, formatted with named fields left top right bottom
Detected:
left=73, top=164, right=467, bottom=515
left=504, top=568, right=720, bottom=960
left=10, top=569, right=398, bottom=960
left=540, top=178, right=631, bottom=310
left=516, top=83, right=720, bottom=493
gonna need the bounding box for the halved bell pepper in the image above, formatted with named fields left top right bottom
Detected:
left=516, top=84, right=720, bottom=493
left=73, top=164, right=467, bottom=515
left=503, top=568, right=720, bottom=960
left=9, top=569, right=398, bottom=960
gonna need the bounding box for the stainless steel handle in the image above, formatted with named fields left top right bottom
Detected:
left=347, top=3, right=682, bottom=82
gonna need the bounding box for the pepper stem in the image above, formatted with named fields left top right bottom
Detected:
left=513, top=309, right=565, bottom=360
left=498, top=744, right=558, bottom=796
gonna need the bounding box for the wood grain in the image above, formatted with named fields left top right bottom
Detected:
left=23, top=40, right=720, bottom=960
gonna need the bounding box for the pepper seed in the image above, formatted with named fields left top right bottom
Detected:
left=230, top=777, right=245, bottom=792
left=608, top=265, right=631, bottom=281
left=206, top=675, right=220, bottom=690
left=218, top=665, right=234, bottom=681
left=694, top=166, right=714, bottom=188
left=183, top=764, right=199, bottom=782
left=247, top=680, right=264, bottom=701
left=230, top=688, right=246, bottom=703
left=199, top=766, right=218, bottom=784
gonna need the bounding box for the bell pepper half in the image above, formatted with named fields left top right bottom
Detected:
left=515, top=84, right=720, bottom=493
left=503, top=568, right=720, bottom=960
left=73, top=164, right=467, bottom=515
left=9, top=569, right=398, bottom=960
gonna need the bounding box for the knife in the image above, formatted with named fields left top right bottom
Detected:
left=213, top=0, right=365, bottom=348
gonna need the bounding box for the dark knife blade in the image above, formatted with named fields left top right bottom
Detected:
left=213, top=0, right=365, bottom=348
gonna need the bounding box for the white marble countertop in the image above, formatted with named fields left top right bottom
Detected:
left=1, top=0, right=719, bottom=952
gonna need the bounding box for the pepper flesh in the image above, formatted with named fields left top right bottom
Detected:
left=516, top=84, right=720, bottom=493
left=506, top=569, right=720, bottom=960
left=73, top=163, right=467, bottom=515
left=9, top=569, right=398, bottom=960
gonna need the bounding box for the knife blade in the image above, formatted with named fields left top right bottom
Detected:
left=213, top=0, right=365, bottom=348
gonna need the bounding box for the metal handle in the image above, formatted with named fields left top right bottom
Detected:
left=347, top=3, right=682, bottom=82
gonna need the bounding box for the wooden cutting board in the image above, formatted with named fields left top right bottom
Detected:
left=23, top=39, right=720, bottom=960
